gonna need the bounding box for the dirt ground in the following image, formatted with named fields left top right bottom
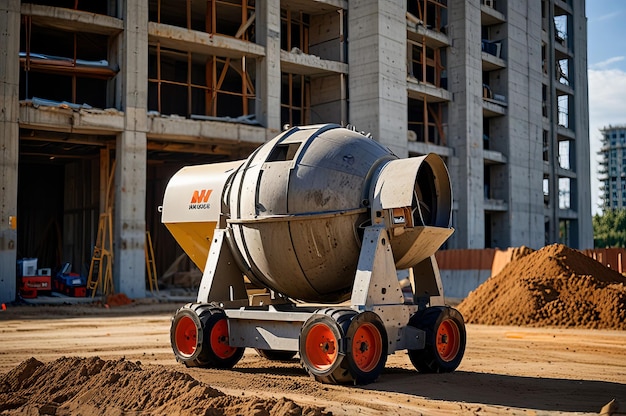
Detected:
left=1, top=300, right=625, bottom=415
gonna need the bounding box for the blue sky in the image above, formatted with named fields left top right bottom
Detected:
left=586, top=1, right=626, bottom=214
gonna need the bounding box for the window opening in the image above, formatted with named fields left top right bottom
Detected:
left=557, top=95, right=569, bottom=128
left=559, top=177, right=570, bottom=209
left=554, top=14, right=568, bottom=46
left=408, top=41, right=445, bottom=88
left=148, top=45, right=255, bottom=118
left=407, top=0, right=448, bottom=33
left=408, top=97, right=446, bottom=146
left=19, top=17, right=115, bottom=107
left=267, top=142, right=302, bottom=162
left=557, top=58, right=569, bottom=85
left=281, top=73, right=310, bottom=127
left=150, top=0, right=255, bottom=40
left=281, top=9, right=309, bottom=53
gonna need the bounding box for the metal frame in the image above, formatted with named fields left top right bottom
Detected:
left=196, top=212, right=448, bottom=356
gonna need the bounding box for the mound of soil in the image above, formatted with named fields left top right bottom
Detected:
left=105, top=293, right=133, bottom=307
left=457, top=243, right=626, bottom=329
left=0, top=357, right=328, bottom=416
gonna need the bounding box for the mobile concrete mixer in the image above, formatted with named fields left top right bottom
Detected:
left=161, top=124, right=466, bottom=384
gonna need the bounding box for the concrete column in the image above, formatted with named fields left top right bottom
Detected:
left=446, top=0, right=484, bottom=248
left=255, top=0, right=281, bottom=132
left=571, top=0, right=593, bottom=248
left=546, top=0, right=560, bottom=245
left=0, top=0, right=20, bottom=304
left=503, top=1, right=545, bottom=248
left=348, top=0, right=408, bottom=157
left=114, top=0, right=148, bottom=298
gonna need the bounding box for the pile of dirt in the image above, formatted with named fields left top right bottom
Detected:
left=105, top=293, right=133, bottom=307
left=457, top=243, right=626, bottom=329
left=0, top=357, right=328, bottom=416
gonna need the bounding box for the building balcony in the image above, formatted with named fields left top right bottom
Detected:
left=558, top=208, right=578, bottom=220
left=407, top=140, right=453, bottom=158
left=484, top=198, right=508, bottom=212
left=482, top=50, right=507, bottom=71
left=483, top=98, right=507, bottom=118
left=18, top=98, right=272, bottom=146
left=554, top=41, right=572, bottom=61
left=280, top=49, right=348, bottom=76
left=21, top=3, right=123, bottom=35
left=557, top=125, right=576, bottom=140
left=19, top=99, right=124, bottom=135
left=147, top=114, right=268, bottom=145
left=406, top=13, right=450, bottom=49
left=148, top=22, right=264, bottom=59
left=555, top=81, right=574, bottom=96
left=483, top=149, right=507, bottom=165
left=554, top=0, right=574, bottom=16
left=480, top=2, right=506, bottom=26
left=557, top=166, right=576, bottom=179
left=407, top=77, right=451, bottom=103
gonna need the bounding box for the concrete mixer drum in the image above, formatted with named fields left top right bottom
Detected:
left=161, top=124, right=466, bottom=385
left=225, top=124, right=395, bottom=303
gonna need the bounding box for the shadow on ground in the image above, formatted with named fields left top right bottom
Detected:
left=367, top=367, right=624, bottom=413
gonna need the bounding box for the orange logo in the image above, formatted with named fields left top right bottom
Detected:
left=190, top=189, right=212, bottom=204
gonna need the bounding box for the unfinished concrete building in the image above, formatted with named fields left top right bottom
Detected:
left=0, top=0, right=593, bottom=303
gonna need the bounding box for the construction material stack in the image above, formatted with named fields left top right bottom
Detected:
left=161, top=124, right=466, bottom=384
left=17, top=258, right=51, bottom=299
left=54, top=263, right=87, bottom=297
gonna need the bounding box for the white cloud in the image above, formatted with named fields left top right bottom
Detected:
left=592, top=11, right=622, bottom=22
left=588, top=68, right=626, bottom=214
left=590, top=56, right=625, bottom=70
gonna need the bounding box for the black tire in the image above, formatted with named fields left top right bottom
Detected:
left=170, top=303, right=244, bottom=368
left=299, top=308, right=357, bottom=384
left=407, top=306, right=466, bottom=373
left=345, top=311, right=388, bottom=384
left=255, top=349, right=297, bottom=361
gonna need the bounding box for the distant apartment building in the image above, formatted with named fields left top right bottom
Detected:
left=0, top=0, right=593, bottom=303
left=599, top=126, right=626, bottom=210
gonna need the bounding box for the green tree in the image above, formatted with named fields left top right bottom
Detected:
left=593, top=209, right=626, bottom=248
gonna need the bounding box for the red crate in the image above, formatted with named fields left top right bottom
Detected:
left=20, top=288, right=38, bottom=299
left=20, top=275, right=51, bottom=292
left=63, top=285, right=87, bottom=297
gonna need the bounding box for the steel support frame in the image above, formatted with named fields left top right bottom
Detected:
left=203, top=222, right=446, bottom=354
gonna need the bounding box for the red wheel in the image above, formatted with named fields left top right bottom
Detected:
left=173, top=314, right=199, bottom=358
left=345, top=311, right=387, bottom=384
left=170, top=304, right=244, bottom=368
left=209, top=318, right=238, bottom=360
left=301, top=318, right=341, bottom=375
left=299, top=308, right=356, bottom=384
left=435, top=318, right=461, bottom=362
left=407, top=306, right=466, bottom=373
left=306, top=322, right=339, bottom=371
